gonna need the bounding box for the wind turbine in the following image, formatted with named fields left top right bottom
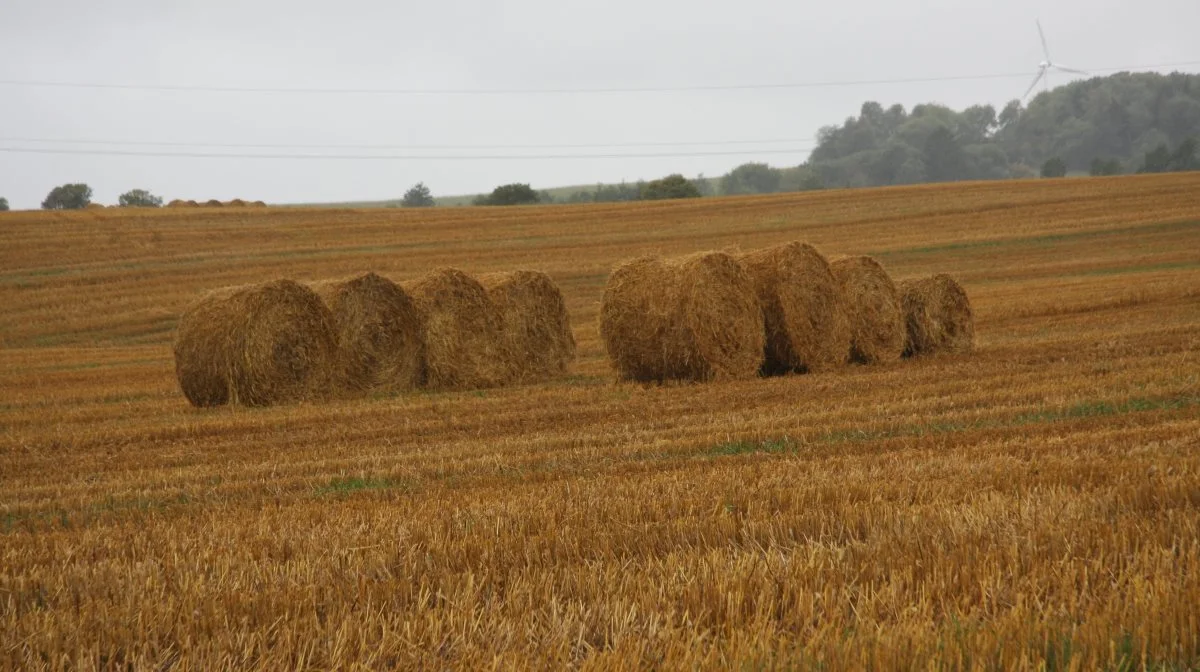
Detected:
left=1023, top=20, right=1087, bottom=101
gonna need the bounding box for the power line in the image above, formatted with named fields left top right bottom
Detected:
left=0, top=146, right=818, bottom=160
left=0, top=136, right=819, bottom=151
left=1, top=61, right=1197, bottom=96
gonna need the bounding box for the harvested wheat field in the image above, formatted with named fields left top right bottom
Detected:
left=1, top=174, right=1199, bottom=669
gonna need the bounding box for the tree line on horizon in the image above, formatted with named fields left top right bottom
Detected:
left=3, top=72, right=1197, bottom=212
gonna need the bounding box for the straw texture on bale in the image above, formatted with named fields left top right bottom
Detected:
left=227, top=198, right=248, bottom=207
left=312, top=272, right=425, bottom=395
left=166, top=199, right=188, bottom=208
left=600, top=252, right=764, bottom=383
left=204, top=199, right=223, bottom=208
left=401, top=268, right=510, bottom=390
left=737, top=242, right=850, bottom=374
left=173, top=279, right=339, bottom=407
left=898, top=274, right=975, bottom=356
left=830, top=255, right=905, bottom=365
left=478, top=270, right=575, bottom=383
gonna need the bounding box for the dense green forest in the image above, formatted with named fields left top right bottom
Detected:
left=804, top=71, right=1200, bottom=188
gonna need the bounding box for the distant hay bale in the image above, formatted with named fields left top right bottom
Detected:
left=85, top=203, right=105, bottom=210
left=204, top=199, right=223, bottom=208
left=250, top=200, right=267, bottom=208
left=830, top=255, right=905, bottom=365
left=737, top=242, right=850, bottom=374
left=166, top=199, right=188, bottom=208
left=173, top=279, right=339, bottom=407
left=227, top=198, right=248, bottom=207
left=898, top=274, right=975, bottom=357
left=478, top=270, right=576, bottom=383
left=401, top=268, right=510, bottom=390
left=600, top=251, right=764, bottom=382
left=311, top=272, right=425, bottom=395
left=185, top=200, right=199, bottom=207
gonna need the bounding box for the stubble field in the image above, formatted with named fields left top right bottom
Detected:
left=1, top=174, right=1198, bottom=670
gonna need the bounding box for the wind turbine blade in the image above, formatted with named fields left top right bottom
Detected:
left=1054, top=65, right=1089, bottom=75
left=1023, top=71, right=1044, bottom=100
left=1037, top=20, right=1051, bottom=60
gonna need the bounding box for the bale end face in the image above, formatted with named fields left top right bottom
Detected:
left=479, top=270, right=576, bottom=383
left=173, top=279, right=339, bottom=407
left=898, top=273, right=975, bottom=357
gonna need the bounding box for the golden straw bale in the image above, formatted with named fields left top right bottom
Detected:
left=311, top=272, right=425, bottom=395
left=173, top=279, right=339, bottom=407
left=737, top=241, right=850, bottom=374
left=226, top=198, right=248, bottom=207
left=830, top=255, right=905, bottom=364
left=478, top=270, right=576, bottom=383
left=898, top=274, right=975, bottom=356
left=166, top=199, right=188, bottom=208
left=401, top=268, right=510, bottom=391
left=600, top=251, right=764, bottom=382
left=204, top=199, right=223, bottom=208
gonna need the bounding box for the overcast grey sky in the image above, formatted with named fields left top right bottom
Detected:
left=1, top=0, right=1197, bottom=208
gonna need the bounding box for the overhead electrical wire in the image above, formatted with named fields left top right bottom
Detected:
left=0, top=146, right=818, bottom=160
left=0, top=61, right=1197, bottom=96
left=0, top=136, right=820, bottom=151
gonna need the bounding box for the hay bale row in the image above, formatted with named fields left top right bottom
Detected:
left=600, top=252, right=764, bottom=382
left=165, top=199, right=267, bottom=208
left=599, top=243, right=973, bottom=383
left=174, top=268, right=575, bottom=406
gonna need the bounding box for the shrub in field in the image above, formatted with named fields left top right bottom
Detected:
left=601, top=251, right=764, bottom=382
left=479, top=270, right=575, bottom=383
left=118, top=189, right=163, bottom=208
left=173, top=279, right=339, bottom=407
left=41, top=183, right=92, bottom=210
left=737, top=242, right=850, bottom=374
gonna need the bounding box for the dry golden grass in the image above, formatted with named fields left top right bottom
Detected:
left=1, top=174, right=1198, bottom=669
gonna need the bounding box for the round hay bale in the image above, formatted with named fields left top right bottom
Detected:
left=898, top=274, right=975, bottom=357
left=478, top=270, right=576, bottom=383
left=173, top=279, right=339, bottom=407
left=401, top=268, right=509, bottom=391
left=204, top=199, right=223, bottom=208
left=185, top=200, right=200, bottom=207
left=85, top=203, right=105, bottom=210
left=830, top=255, right=905, bottom=365
left=227, top=198, right=248, bottom=207
left=250, top=200, right=268, bottom=208
left=736, top=242, right=850, bottom=374
left=600, top=251, right=764, bottom=382
left=311, top=272, right=425, bottom=395
left=166, top=199, right=188, bottom=208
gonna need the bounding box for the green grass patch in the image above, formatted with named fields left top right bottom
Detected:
left=315, top=476, right=401, bottom=496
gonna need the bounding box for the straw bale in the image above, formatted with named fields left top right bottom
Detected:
left=898, top=274, right=975, bottom=356
left=737, top=242, right=850, bottom=374
left=478, top=270, right=575, bottom=383
left=830, top=255, right=904, bottom=364
left=600, top=251, right=764, bottom=382
left=173, top=279, right=338, bottom=407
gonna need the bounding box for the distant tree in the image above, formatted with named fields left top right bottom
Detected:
left=118, top=189, right=163, bottom=208
left=593, top=181, right=642, bottom=203
left=401, top=182, right=435, bottom=207
left=720, top=162, right=783, bottom=195
left=0, top=197, right=8, bottom=211
left=1137, top=144, right=1172, bottom=173
left=641, top=174, right=702, bottom=200
left=1040, top=157, right=1067, bottom=178
left=1169, top=137, right=1198, bottom=171
left=1089, top=158, right=1123, bottom=176
left=690, top=174, right=714, bottom=197
left=564, top=190, right=594, bottom=204
left=537, top=190, right=555, bottom=204
left=476, top=183, right=540, bottom=206
left=923, top=126, right=967, bottom=182
left=41, top=183, right=92, bottom=210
